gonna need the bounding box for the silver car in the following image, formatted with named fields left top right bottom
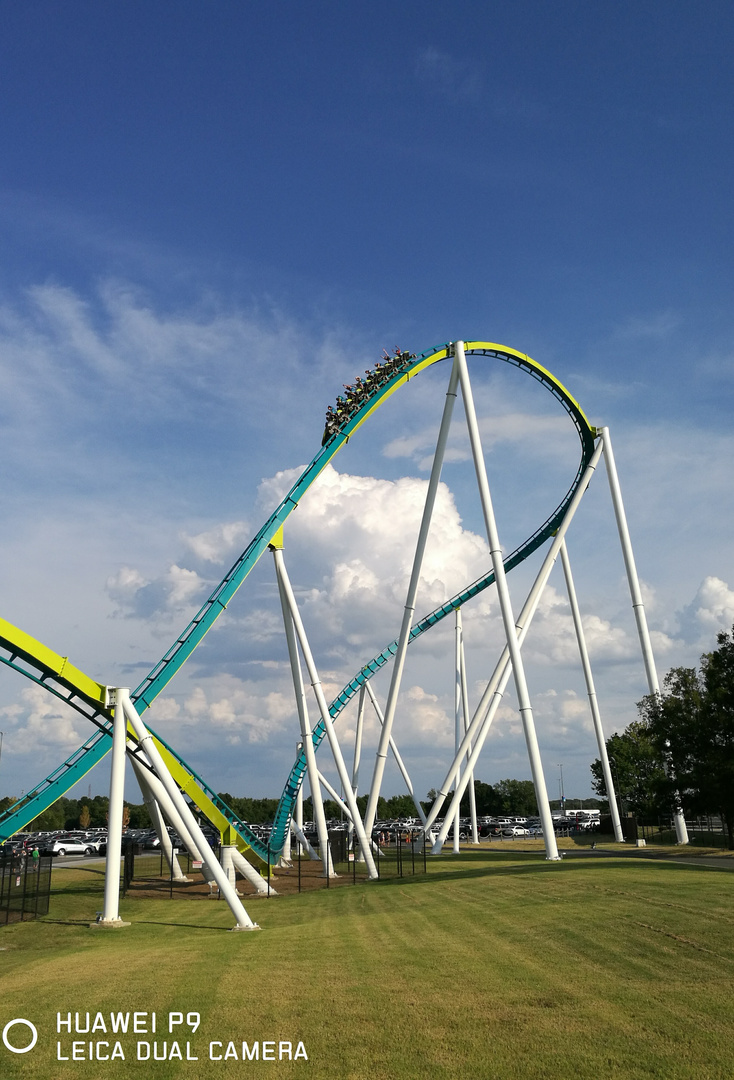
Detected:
left=42, top=837, right=95, bottom=857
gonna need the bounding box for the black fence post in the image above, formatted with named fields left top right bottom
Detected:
left=19, top=853, right=30, bottom=922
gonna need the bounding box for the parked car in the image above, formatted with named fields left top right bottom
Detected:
left=41, top=837, right=95, bottom=857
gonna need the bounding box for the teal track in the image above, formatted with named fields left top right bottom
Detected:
left=0, top=342, right=596, bottom=862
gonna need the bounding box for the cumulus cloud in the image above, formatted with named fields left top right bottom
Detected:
left=106, top=563, right=207, bottom=621
left=0, top=685, right=88, bottom=760
left=182, top=521, right=250, bottom=565
left=148, top=678, right=301, bottom=748
left=678, top=576, right=734, bottom=644
left=255, top=464, right=491, bottom=654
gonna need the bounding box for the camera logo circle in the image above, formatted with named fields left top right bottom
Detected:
left=3, top=1019, right=38, bottom=1054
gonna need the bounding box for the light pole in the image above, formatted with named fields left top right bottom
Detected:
left=557, top=763, right=565, bottom=815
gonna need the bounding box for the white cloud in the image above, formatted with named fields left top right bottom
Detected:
left=0, top=685, right=87, bottom=761
left=149, top=679, right=297, bottom=747
left=255, top=464, right=491, bottom=656
left=183, top=521, right=250, bottom=564
left=678, top=576, right=734, bottom=644
left=383, top=411, right=570, bottom=471
left=106, top=563, right=207, bottom=621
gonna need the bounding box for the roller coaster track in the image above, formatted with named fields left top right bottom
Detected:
left=0, top=342, right=596, bottom=863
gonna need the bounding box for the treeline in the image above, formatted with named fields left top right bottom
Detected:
left=224, top=780, right=548, bottom=824
left=591, top=625, right=734, bottom=848
left=0, top=795, right=152, bottom=833
left=0, top=776, right=605, bottom=835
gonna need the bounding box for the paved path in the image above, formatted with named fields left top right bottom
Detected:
left=553, top=846, right=734, bottom=872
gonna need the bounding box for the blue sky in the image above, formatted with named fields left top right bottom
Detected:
left=0, top=3, right=732, bottom=810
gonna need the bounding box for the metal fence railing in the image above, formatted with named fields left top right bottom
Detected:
left=0, top=851, right=52, bottom=925
left=119, top=830, right=431, bottom=901
left=638, top=816, right=731, bottom=849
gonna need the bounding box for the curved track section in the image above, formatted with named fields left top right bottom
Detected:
left=0, top=342, right=595, bottom=863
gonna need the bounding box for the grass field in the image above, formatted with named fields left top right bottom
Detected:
left=1, top=844, right=733, bottom=1080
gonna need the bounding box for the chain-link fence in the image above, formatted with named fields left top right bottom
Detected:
left=119, top=829, right=430, bottom=901
left=638, top=815, right=732, bottom=849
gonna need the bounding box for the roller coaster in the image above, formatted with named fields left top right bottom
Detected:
left=0, top=338, right=686, bottom=928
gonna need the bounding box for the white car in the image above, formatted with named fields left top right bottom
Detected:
left=42, top=837, right=95, bottom=857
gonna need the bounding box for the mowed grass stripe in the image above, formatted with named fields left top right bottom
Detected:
left=1, top=851, right=733, bottom=1079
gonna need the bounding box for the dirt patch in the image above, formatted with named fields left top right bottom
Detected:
left=125, top=858, right=375, bottom=901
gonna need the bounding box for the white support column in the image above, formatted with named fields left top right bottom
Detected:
left=295, top=745, right=305, bottom=855
left=455, top=340, right=560, bottom=860
left=364, top=355, right=461, bottom=835
left=453, top=608, right=462, bottom=854
left=352, top=684, right=366, bottom=794
left=291, top=818, right=319, bottom=860
left=128, top=752, right=206, bottom=866
left=121, top=693, right=259, bottom=930
left=281, top=819, right=292, bottom=866
left=349, top=685, right=366, bottom=840
left=317, top=770, right=351, bottom=818
left=133, top=761, right=190, bottom=880
left=459, top=613, right=479, bottom=844
left=274, top=546, right=378, bottom=879
left=560, top=539, right=624, bottom=843
left=273, top=548, right=334, bottom=877
left=426, top=439, right=605, bottom=846
left=230, top=848, right=278, bottom=895
left=220, top=845, right=239, bottom=892
left=601, top=426, right=689, bottom=845
left=317, top=771, right=383, bottom=858
left=97, top=688, right=130, bottom=926
left=364, top=681, right=430, bottom=830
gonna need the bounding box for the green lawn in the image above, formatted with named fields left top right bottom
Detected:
left=1, top=847, right=733, bottom=1079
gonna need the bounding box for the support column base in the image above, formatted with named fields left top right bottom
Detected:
left=91, top=918, right=131, bottom=928
left=230, top=923, right=261, bottom=932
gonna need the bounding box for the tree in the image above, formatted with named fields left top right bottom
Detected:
left=590, top=721, right=669, bottom=819
left=460, top=781, right=503, bottom=817
left=79, top=805, right=91, bottom=829
left=493, top=779, right=538, bottom=816
left=639, top=627, right=734, bottom=849
left=126, top=802, right=152, bottom=829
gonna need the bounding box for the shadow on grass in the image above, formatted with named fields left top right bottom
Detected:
left=133, top=919, right=240, bottom=932
left=39, top=914, right=235, bottom=931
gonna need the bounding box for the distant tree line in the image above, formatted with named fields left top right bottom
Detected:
left=0, top=795, right=152, bottom=833
left=1, top=775, right=603, bottom=835
left=591, top=626, right=734, bottom=849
